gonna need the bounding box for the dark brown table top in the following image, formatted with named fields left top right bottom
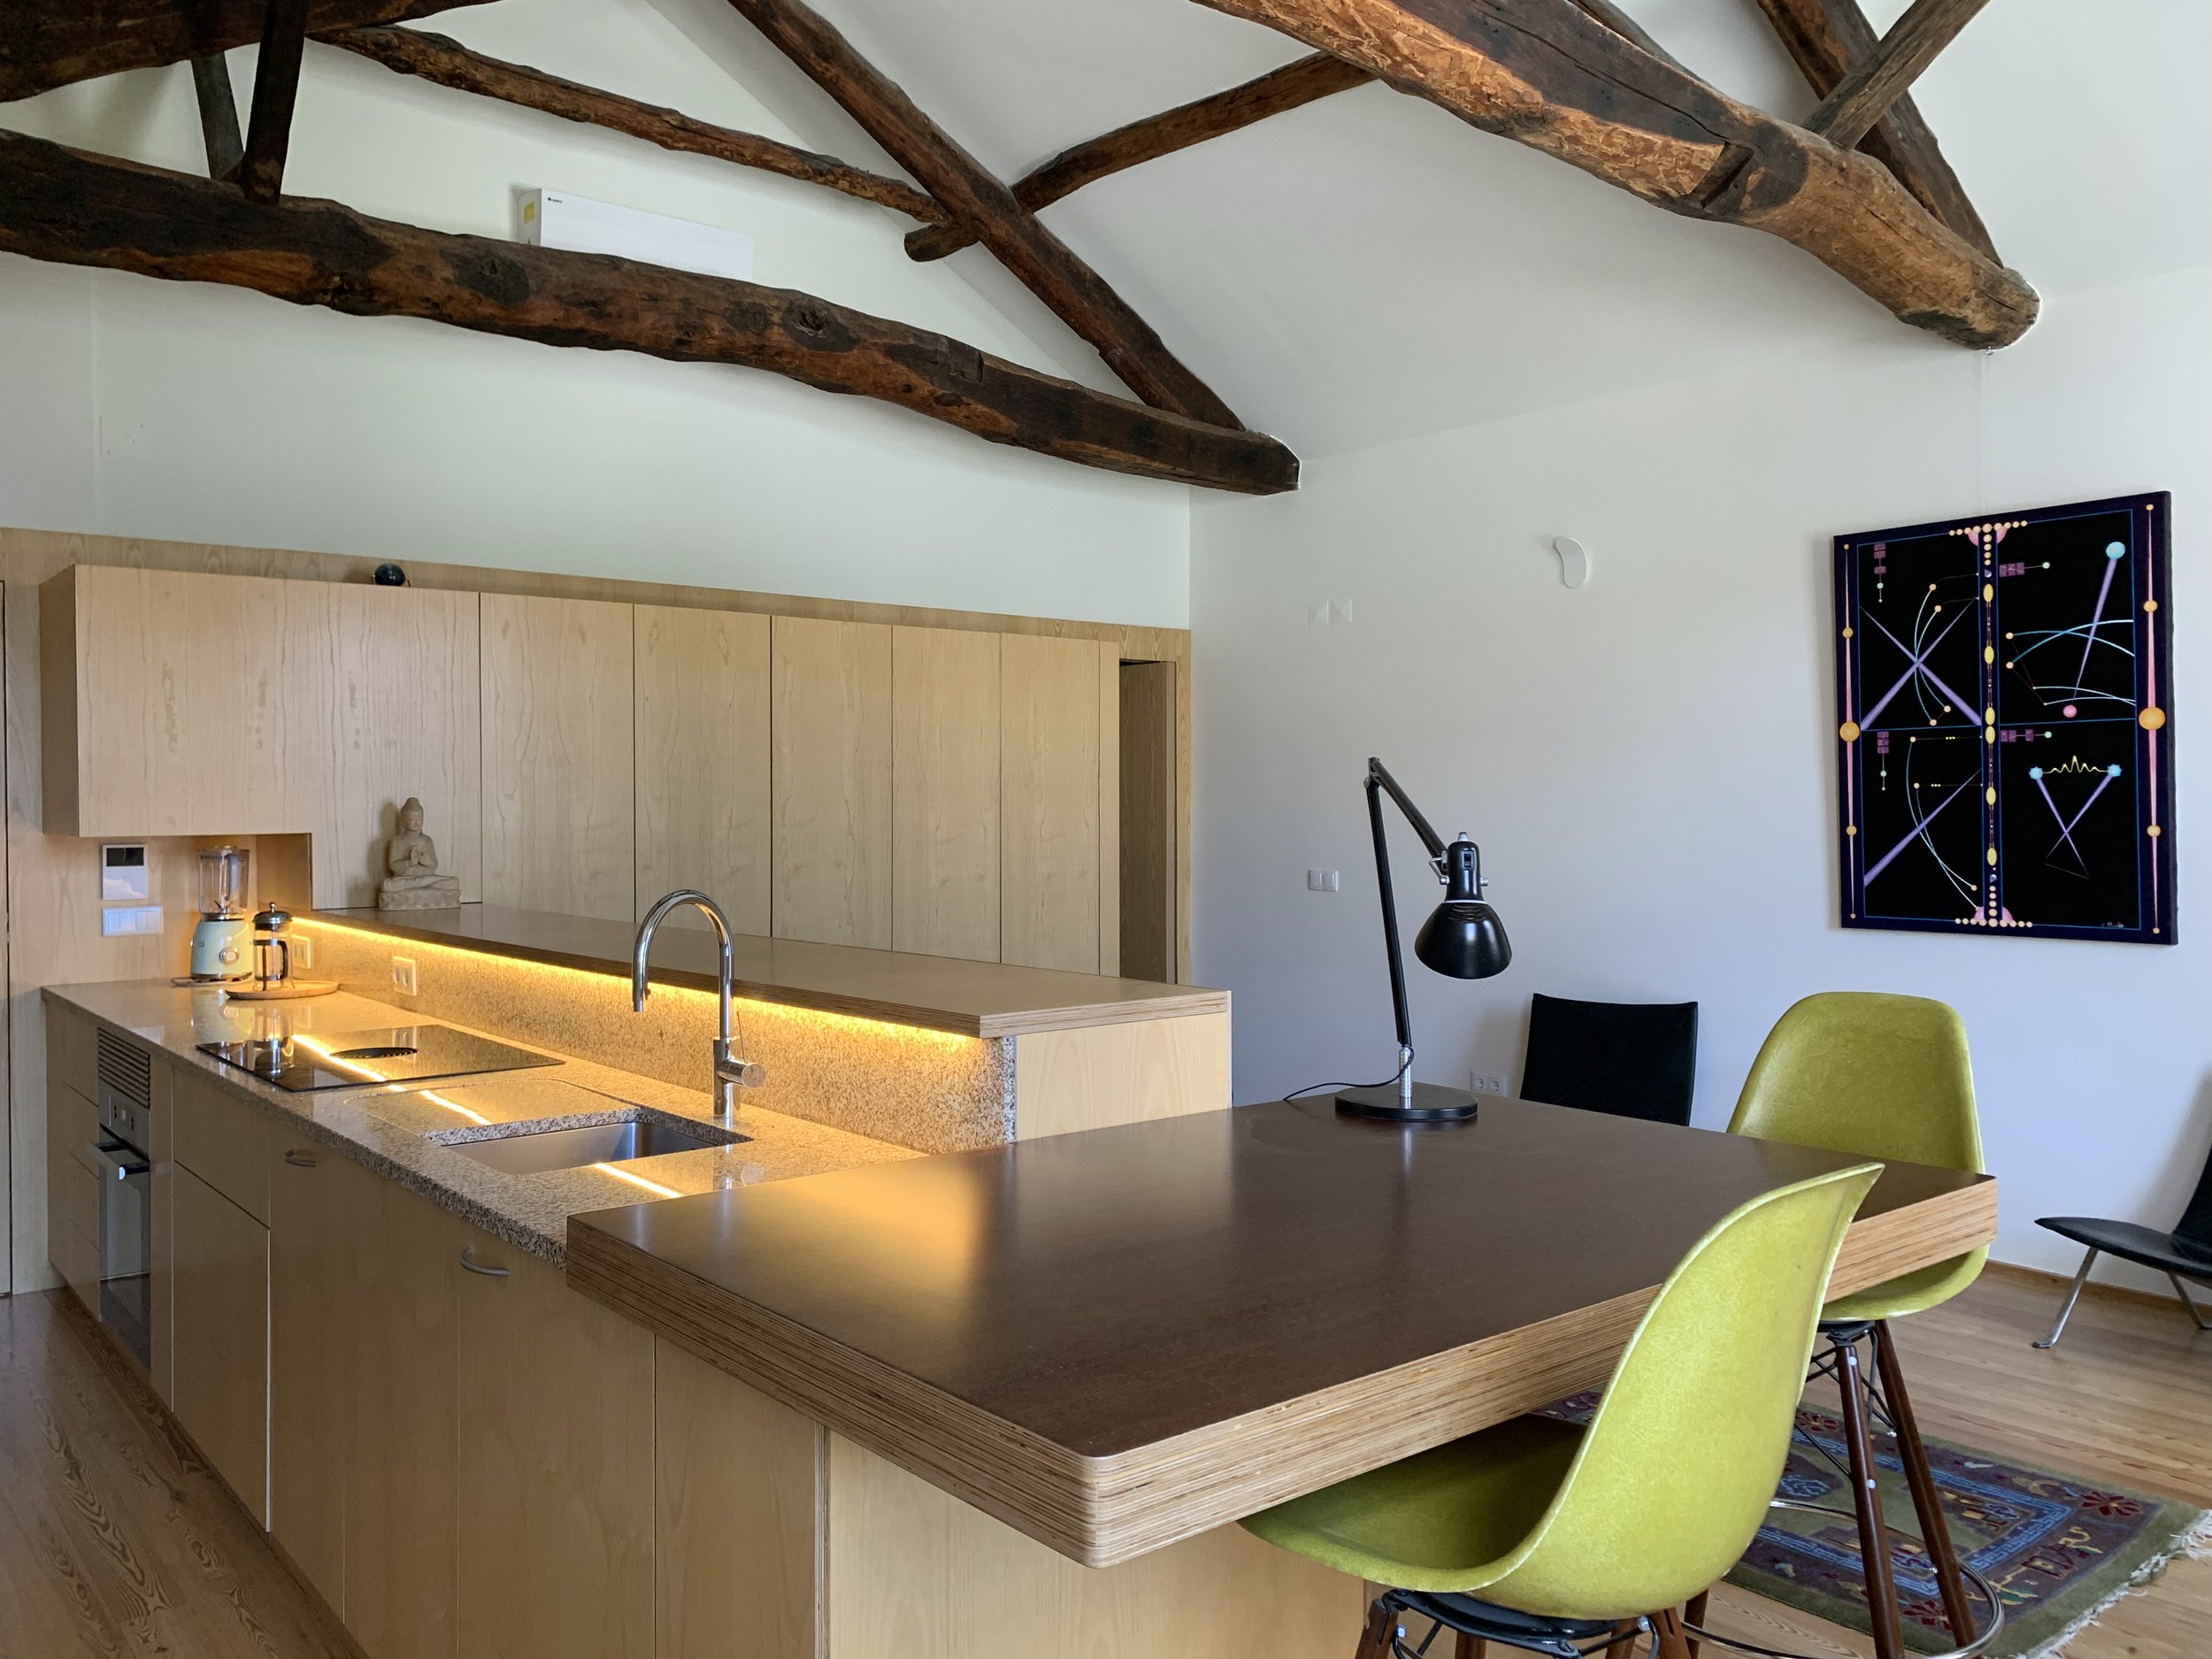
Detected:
left=567, top=1096, right=1995, bottom=1563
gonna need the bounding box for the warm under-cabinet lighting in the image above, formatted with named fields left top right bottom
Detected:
left=590, top=1162, right=682, bottom=1200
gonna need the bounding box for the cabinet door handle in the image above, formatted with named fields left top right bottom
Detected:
left=459, top=1247, right=510, bottom=1279
left=283, top=1149, right=319, bottom=1168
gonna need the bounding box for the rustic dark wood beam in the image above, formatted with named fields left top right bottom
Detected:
left=322, top=27, right=946, bottom=224
left=1564, top=0, right=1686, bottom=72
left=1749, top=0, right=1994, bottom=261
left=906, top=53, right=1372, bottom=264
left=0, top=131, right=1297, bottom=494
left=189, top=56, right=245, bottom=180
left=1804, top=0, right=1993, bottom=150
left=0, top=0, right=492, bottom=103
left=239, top=0, right=311, bottom=201
left=1189, top=0, right=2035, bottom=348
left=722, top=0, right=1245, bottom=430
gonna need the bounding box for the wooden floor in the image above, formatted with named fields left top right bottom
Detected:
left=0, top=1266, right=2203, bottom=1659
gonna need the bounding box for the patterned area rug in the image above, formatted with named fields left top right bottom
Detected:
left=1540, top=1393, right=2209, bottom=1657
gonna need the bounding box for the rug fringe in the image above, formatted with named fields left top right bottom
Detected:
left=2034, top=1506, right=2212, bottom=1658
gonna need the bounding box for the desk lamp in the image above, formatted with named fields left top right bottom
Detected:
left=1337, top=757, right=1511, bottom=1124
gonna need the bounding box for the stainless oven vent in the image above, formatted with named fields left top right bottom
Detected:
left=96, top=1030, right=152, bottom=1110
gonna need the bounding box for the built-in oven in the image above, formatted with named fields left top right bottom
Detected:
left=92, top=1032, right=154, bottom=1370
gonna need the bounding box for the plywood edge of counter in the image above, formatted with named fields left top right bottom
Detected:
left=565, top=1175, right=1994, bottom=1569
left=303, top=903, right=1225, bottom=1038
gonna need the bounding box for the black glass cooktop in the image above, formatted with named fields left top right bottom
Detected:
left=197, top=1025, right=561, bottom=1092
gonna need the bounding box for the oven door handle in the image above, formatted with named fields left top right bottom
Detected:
left=88, top=1136, right=151, bottom=1180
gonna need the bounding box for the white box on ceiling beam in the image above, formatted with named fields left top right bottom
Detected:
left=519, top=188, right=755, bottom=282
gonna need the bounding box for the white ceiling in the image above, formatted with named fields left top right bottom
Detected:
left=677, top=0, right=2210, bottom=459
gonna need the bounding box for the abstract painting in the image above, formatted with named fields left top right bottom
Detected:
left=1834, top=492, right=2173, bottom=943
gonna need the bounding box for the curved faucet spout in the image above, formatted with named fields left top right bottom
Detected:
left=633, top=888, right=754, bottom=1120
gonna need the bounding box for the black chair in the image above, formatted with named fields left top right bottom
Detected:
left=1517, top=993, right=1699, bottom=1127
left=2034, top=1141, right=2212, bottom=1347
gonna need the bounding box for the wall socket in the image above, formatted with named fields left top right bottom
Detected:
left=289, top=933, right=315, bottom=970
left=1469, top=1072, right=1506, bottom=1096
left=390, top=956, right=419, bottom=995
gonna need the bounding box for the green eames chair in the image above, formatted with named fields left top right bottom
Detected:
left=1728, top=993, right=1989, bottom=1659
left=1241, top=1161, right=1883, bottom=1659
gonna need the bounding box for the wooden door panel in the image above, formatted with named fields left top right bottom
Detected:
left=892, top=626, right=1000, bottom=962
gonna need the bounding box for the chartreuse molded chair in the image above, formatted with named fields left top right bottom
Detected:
left=1728, top=993, right=1989, bottom=1659
left=1241, top=1162, right=1882, bottom=1659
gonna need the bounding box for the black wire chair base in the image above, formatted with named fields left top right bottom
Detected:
left=1677, top=1499, right=2006, bottom=1659
left=1372, top=1590, right=1645, bottom=1658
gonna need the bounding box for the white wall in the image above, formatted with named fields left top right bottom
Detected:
left=0, top=0, right=1191, bottom=627
left=1192, top=263, right=2212, bottom=1287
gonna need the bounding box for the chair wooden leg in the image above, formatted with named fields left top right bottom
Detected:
left=1834, top=1334, right=1907, bottom=1659
left=1649, top=1608, right=1694, bottom=1659
left=1604, top=1619, right=1642, bottom=1659
left=1682, top=1590, right=1709, bottom=1657
left=1452, top=1632, right=1486, bottom=1658
left=1356, top=1600, right=1397, bottom=1659
left=1871, top=1321, right=1977, bottom=1644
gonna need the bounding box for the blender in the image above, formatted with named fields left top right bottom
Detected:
left=189, top=846, right=252, bottom=980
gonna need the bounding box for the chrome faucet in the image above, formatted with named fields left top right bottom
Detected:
left=632, top=888, right=762, bottom=1122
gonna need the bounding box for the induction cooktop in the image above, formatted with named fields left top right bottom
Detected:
left=197, top=1025, right=562, bottom=1092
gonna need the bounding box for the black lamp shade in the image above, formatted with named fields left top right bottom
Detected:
left=1415, top=900, right=1511, bottom=979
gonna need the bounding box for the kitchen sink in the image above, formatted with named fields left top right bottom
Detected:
left=435, top=1113, right=744, bottom=1175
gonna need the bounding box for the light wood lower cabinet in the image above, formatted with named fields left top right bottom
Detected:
left=172, top=1164, right=270, bottom=1525
left=270, top=1141, right=369, bottom=1619
left=44, top=1078, right=99, bottom=1314
left=457, top=1240, right=655, bottom=1659
left=344, top=1172, right=464, bottom=1659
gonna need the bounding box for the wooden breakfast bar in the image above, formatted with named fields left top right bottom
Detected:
left=567, top=1096, right=1996, bottom=1657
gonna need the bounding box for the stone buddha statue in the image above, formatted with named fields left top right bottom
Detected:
left=378, top=796, right=462, bottom=910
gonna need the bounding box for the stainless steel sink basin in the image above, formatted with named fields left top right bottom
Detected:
left=437, top=1113, right=744, bottom=1175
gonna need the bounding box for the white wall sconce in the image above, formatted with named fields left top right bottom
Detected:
left=1552, top=535, right=1592, bottom=589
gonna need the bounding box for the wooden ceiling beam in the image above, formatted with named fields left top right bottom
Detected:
left=0, top=0, right=492, bottom=104
left=0, top=131, right=1298, bottom=495
left=905, top=53, right=1373, bottom=264
left=1803, top=0, right=1993, bottom=150
left=721, top=0, right=1245, bottom=430
left=1563, top=0, right=1686, bottom=73
left=322, top=27, right=945, bottom=224
left=1188, top=0, right=2035, bottom=348
left=189, top=56, right=245, bottom=181
left=239, top=0, right=311, bottom=201
left=1749, top=0, right=1995, bottom=260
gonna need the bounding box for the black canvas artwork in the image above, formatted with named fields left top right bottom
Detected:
left=1833, top=493, right=2174, bottom=943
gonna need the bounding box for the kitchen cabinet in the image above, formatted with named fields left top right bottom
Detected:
left=173, top=1064, right=270, bottom=1223
left=344, top=1173, right=464, bottom=1659
left=271, top=1139, right=369, bottom=1618
left=40, top=564, right=294, bottom=838
left=891, top=626, right=1001, bottom=963
left=1002, top=636, right=1119, bottom=973
left=44, top=1078, right=98, bottom=1314
left=456, top=1239, right=655, bottom=1659
left=481, top=594, right=635, bottom=923
left=172, top=1163, right=270, bottom=1525
left=150, top=1062, right=175, bottom=1404
left=287, top=581, right=482, bottom=909
left=772, top=616, right=892, bottom=949
left=634, top=604, right=771, bottom=932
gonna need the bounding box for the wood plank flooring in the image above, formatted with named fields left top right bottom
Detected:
left=1, top=1265, right=2203, bottom=1658
left=0, top=1289, right=355, bottom=1659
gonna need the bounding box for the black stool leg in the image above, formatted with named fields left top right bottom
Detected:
left=1833, top=1334, right=1907, bottom=1659
left=1872, top=1320, right=1977, bottom=1643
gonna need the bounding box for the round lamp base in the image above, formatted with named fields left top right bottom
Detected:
left=1334, top=1082, right=1481, bottom=1123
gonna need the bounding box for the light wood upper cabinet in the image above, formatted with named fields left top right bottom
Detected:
left=1002, top=637, right=1119, bottom=973
left=635, top=605, right=770, bottom=932
left=480, top=595, right=635, bottom=923
left=173, top=1163, right=271, bottom=1525
left=42, top=565, right=293, bottom=837
left=892, top=627, right=1000, bottom=963
left=457, top=1239, right=655, bottom=1659
left=287, top=582, right=481, bottom=909
left=772, top=616, right=892, bottom=949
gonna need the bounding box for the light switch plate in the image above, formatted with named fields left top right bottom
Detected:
left=101, top=904, right=163, bottom=937
left=390, top=956, right=419, bottom=995
left=1307, top=869, right=1340, bottom=892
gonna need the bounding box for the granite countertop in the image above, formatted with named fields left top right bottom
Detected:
left=44, top=979, right=918, bottom=1264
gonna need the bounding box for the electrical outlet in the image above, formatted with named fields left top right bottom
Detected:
left=390, top=956, right=418, bottom=995
left=1470, top=1072, right=1507, bottom=1096
left=289, top=933, right=315, bottom=970
left=1306, top=868, right=1340, bottom=892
